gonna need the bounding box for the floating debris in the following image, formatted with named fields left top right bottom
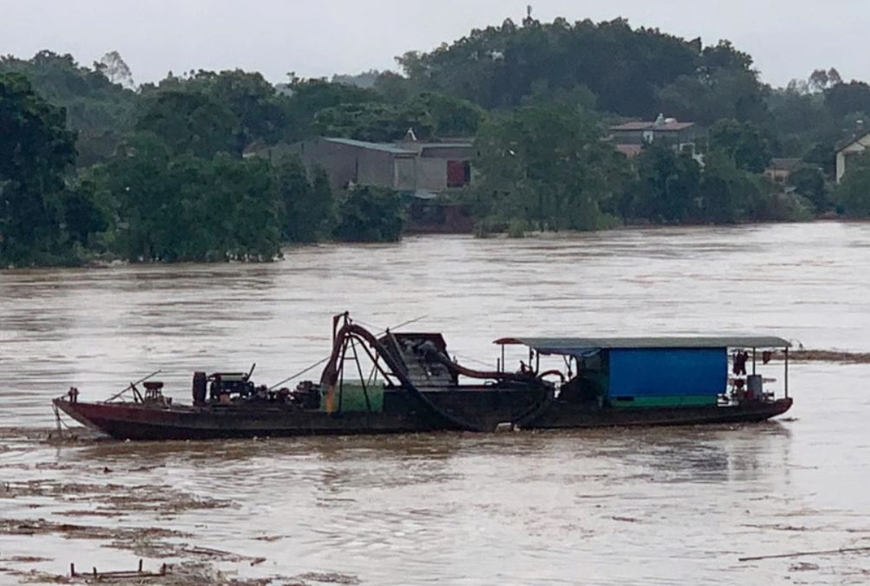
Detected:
left=295, top=572, right=361, bottom=585
left=8, top=560, right=286, bottom=585
left=253, top=535, right=282, bottom=543
left=68, top=559, right=167, bottom=582
left=611, top=516, right=640, bottom=523
left=790, top=562, right=821, bottom=572
left=740, top=545, right=870, bottom=562
left=182, top=545, right=267, bottom=566
left=785, top=349, right=870, bottom=364
left=0, top=517, right=187, bottom=541
left=1, top=479, right=235, bottom=514
left=0, top=556, right=52, bottom=563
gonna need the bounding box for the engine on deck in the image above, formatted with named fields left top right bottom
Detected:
left=191, top=370, right=321, bottom=409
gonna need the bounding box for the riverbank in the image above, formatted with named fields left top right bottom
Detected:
left=7, top=217, right=870, bottom=270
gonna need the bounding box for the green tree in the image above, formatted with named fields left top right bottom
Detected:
left=836, top=152, right=870, bottom=217
left=825, top=81, right=870, bottom=120
left=766, top=88, right=833, bottom=157
left=105, top=137, right=283, bottom=262
left=631, top=145, right=702, bottom=223
left=62, top=180, right=110, bottom=246
left=698, top=151, right=805, bottom=223
left=788, top=165, right=829, bottom=213
left=398, top=17, right=701, bottom=115
left=698, top=151, right=753, bottom=223
left=314, top=101, right=434, bottom=142
left=657, top=69, right=769, bottom=127
left=701, top=40, right=754, bottom=72
left=0, top=51, right=138, bottom=167
left=96, top=51, right=135, bottom=88
left=281, top=78, right=383, bottom=141
left=406, top=92, right=484, bottom=136
left=708, top=119, right=773, bottom=173
left=803, top=141, right=838, bottom=178
left=331, top=70, right=380, bottom=89
left=104, top=133, right=179, bottom=260
left=397, top=17, right=769, bottom=123
left=200, top=154, right=282, bottom=261
left=135, top=90, right=240, bottom=158
left=181, top=69, right=286, bottom=150
left=275, top=157, right=334, bottom=242
left=473, top=103, right=628, bottom=231
left=374, top=71, right=412, bottom=104
left=0, top=72, right=77, bottom=264
left=333, top=186, right=403, bottom=242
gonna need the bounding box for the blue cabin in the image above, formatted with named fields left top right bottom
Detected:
left=494, top=336, right=791, bottom=408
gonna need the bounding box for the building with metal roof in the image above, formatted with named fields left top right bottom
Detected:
left=292, top=136, right=474, bottom=196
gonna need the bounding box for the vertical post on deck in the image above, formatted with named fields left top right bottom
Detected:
left=501, top=344, right=505, bottom=373
left=752, top=348, right=757, bottom=375
left=784, top=347, right=789, bottom=399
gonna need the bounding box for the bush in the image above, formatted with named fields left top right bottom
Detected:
left=507, top=219, right=527, bottom=238
left=836, top=152, right=870, bottom=218
left=332, top=186, right=404, bottom=242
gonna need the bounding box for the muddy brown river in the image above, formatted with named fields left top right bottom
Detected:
left=1, top=222, right=870, bottom=584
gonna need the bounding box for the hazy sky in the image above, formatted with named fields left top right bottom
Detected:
left=3, top=0, right=867, bottom=88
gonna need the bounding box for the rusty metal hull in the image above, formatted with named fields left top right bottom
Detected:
left=53, top=384, right=548, bottom=441
left=519, top=398, right=793, bottom=429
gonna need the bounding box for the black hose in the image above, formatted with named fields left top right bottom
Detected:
left=422, top=345, right=537, bottom=383
left=321, top=323, right=547, bottom=432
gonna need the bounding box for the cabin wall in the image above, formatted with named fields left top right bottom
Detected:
left=608, top=349, right=727, bottom=399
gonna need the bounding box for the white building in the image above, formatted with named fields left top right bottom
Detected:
left=836, top=132, right=870, bottom=184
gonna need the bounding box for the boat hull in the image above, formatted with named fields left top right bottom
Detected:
left=53, top=384, right=549, bottom=441
left=519, top=397, right=793, bottom=429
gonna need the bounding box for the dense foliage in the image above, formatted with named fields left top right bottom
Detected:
left=0, top=72, right=78, bottom=265
left=102, top=137, right=282, bottom=262
left=2, top=14, right=870, bottom=265
left=836, top=152, right=870, bottom=217
left=471, top=103, right=628, bottom=231
left=332, top=186, right=403, bottom=242
left=0, top=52, right=137, bottom=167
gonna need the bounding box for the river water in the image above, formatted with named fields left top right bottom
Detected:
left=1, top=222, right=869, bottom=584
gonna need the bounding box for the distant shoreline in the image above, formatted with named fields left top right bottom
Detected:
left=5, top=218, right=868, bottom=271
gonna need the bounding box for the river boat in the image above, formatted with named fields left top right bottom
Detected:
left=491, top=335, right=794, bottom=429
left=52, top=314, right=553, bottom=440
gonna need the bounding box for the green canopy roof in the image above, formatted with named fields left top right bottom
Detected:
left=494, top=336, right=791, bottom=355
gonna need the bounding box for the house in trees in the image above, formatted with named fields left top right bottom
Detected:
left=836, top=132, right=870, bottom=184
left=764, top=158, right=802, bottom=184
left=290, top=133, right=476, bottom=232
left=293, top=135, right=473, bottom=194
left=609, top=115, right=702, bottom=162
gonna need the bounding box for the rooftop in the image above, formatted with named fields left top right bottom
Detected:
left=767, top=158, right=802, bottom=170
left=419, top=142, right=473, bottom=149
left=495, top=336, right=792, bottom=355
left=835, top=130, right=870, bottom=153
left=322, top=137, right=416, bottom=155
left=611, top=121, right=696, bottom=132
left=322, top=137, right=473, bottom=155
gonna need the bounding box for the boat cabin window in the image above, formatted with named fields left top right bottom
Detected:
left=577, top=353, right=603, bottom=373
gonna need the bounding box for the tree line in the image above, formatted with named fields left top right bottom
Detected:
left=393, top=17, right=870, bottom=233
left=0, top=55, right=406, bottom=266
left=3, top=16, right=870, bottom=265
